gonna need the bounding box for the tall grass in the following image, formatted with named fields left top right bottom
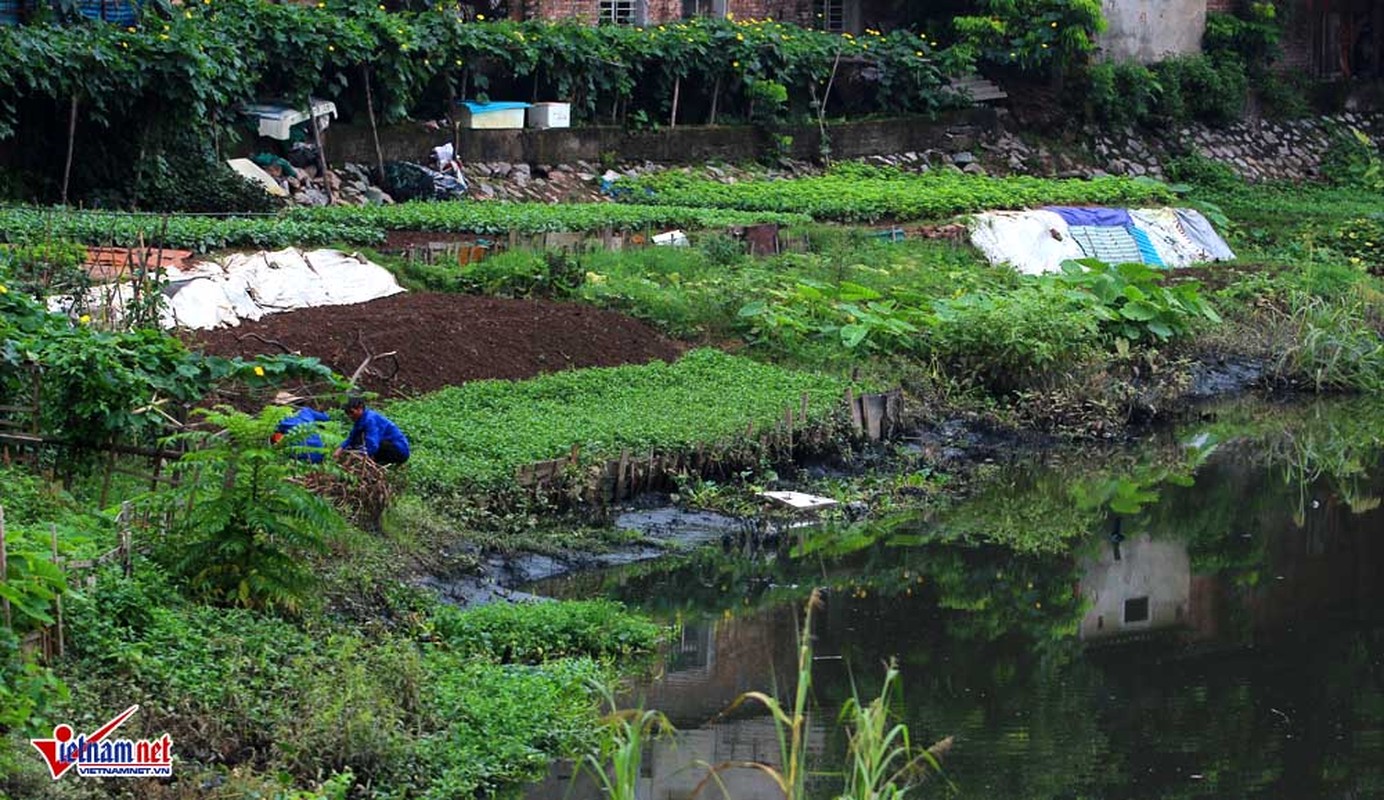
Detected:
left=839, top=660, right=951, bottom=800
left=582, top=684, right=674, bottom=800
left=1274, top=291, right=1384, bottom=393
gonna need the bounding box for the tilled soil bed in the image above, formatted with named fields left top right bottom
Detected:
left=190, top=293, right=687, bottom=397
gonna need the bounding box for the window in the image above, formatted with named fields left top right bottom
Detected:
left=600, top=0, right=643, bottom=25
left=1123, top=596, right=1150, bottom=625
left=682, top=0, right=726, bottom=17
left=818, top=0, right=844, bottom=33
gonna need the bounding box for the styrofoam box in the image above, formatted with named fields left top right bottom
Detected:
left=528, top=102, right=571, bottom=130
left=458, top=101, right=529, bottom=130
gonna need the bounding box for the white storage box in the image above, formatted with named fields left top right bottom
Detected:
left=458, top=101, right=530, bottom=130
left=528, top=102, right=571, bottom=130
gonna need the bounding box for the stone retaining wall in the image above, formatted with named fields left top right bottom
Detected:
left=321, top=106, right=1380, bottom=190
left=1088, top=111, right=1384, bottom=182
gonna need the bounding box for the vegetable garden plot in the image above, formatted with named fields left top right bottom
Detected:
left=389, top=349, right=858, bottom=499
left=610, top=170, right=1175, bottom=223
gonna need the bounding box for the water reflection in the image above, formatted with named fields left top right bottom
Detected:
left=528, top=399, right=1384, bottom=800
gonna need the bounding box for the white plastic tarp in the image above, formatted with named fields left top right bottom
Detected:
left=52, top=249, right=405, bottom=330
left=164, top=249, right=405, bottom=329
left=968, top=207, right=1235, bottom=274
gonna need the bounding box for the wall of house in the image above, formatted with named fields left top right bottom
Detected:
left=1097, top=0, right=1207, bottom=63
left=526, top=0, right=813, bottom=25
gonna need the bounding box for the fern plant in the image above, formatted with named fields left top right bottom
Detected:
left=146, top=406, right=343, bottom=613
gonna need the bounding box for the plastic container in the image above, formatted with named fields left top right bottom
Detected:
left=77, top=0, right=141, bottom=25
left=527, top=102, right=571, bottom=130
left=458, top=101, right=531, bottom=130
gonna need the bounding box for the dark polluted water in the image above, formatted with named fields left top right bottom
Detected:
left=525, top=398, right=1384, bottom=800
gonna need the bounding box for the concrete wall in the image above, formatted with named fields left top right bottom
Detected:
left=1098, top=0, right=1208, bottom=63
left=320, top=108, right=997, bottom=167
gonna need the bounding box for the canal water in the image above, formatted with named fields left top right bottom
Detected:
left=527, top=398, right=1384, bottom=800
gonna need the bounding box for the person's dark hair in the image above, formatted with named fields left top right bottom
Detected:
left=344, top=396, right=366, bottom=413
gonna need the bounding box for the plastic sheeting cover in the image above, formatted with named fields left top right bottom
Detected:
left=969, top=207, right=1235, bottom=274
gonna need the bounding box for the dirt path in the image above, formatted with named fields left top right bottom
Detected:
left=189, top=293, right=687, bottom=397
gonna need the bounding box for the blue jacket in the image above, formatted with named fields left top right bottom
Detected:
left=343, top=408, right=411, bottom=460
left=277, top=407, right=331, bottom=463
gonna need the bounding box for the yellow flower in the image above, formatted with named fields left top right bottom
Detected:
left=476, top=12, right=484, bottom=18
left=378, top=3, right=384, bottom=8
left=0, top=284, right=8, bottom=294
left=126, top=25, right=136, bottom=31
left=1050, top=20, right=1058, bottom=27
left=732, top=60, right=740, bottom=67
left=736, top=32, right=743, bottom=40
left=316, top=1, right=324, bottom=6
left=400, top=43, right=408, bottom=50
left=159, top=33, right=169, bottom=39
left=585, top=271, right=607, bottom=285
left=328, top=44, right=335, bottom=51
left=253, top=366, right=265, bottom=377
left=916, top=50, right=923, bottom=56
left=79, top=314, right=91, bottom=325
left=725, top=10, right=734, bottom=19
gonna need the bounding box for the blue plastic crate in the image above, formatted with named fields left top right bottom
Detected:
left=77, top=0, right=141, bottom=25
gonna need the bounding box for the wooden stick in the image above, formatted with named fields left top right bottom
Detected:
left=0, top=506, right=10, bottom=629
left=307, top=98, right=334, bottom=205
left=363, top=66, right=387, bottom=185
left=670, top=75, right=681, bottom=129
left=709, top=74, right=721, bottom=125
left=61, top=95, right=78, bottom=207
left=51, top=523, right=62, bottom=657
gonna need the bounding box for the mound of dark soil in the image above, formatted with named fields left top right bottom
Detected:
left=189, top=293, right=687, bottom=398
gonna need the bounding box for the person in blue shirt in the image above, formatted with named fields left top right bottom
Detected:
left=270, top=394, right=331, bottom=464
left=336, top=396, right=411, bottom=465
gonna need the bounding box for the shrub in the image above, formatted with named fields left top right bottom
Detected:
left=1320, top=126, right=1384, bottom=191
left=925, top=283, right=1101, bottom=391
left=144, top=406, right=344, bottom=612
left=1165, top=153, right=1243, bottom=190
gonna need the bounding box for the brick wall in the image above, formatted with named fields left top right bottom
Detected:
left=1278, top=10, right=1316, bottom=73
left=529, top=0, right=596, bottom=21
left=526, top=0, right=815, bottom=24
left=1205, top=0, right=1233, bottom=12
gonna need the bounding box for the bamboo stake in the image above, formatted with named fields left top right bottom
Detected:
left=307, top=99, right=334, bottom=205
left=61, top=96, right=78, bottom=207
left=363, top=66, right=387, bottom=185
left=0, top=506, right=10, bottom=629
left=709, top=74, right=721, bottom=125
left=670, top=75, right=681, bottom=129
left=50, top=523, right=62, bottom=657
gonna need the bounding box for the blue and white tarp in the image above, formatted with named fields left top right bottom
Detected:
left=968, top=207, right=1236, bottom=275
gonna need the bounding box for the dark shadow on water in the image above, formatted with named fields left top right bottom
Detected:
left=526, top=397, right=1384, bottom=800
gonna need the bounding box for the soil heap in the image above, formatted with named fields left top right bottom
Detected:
left=190, top=293, right=687, bottom=398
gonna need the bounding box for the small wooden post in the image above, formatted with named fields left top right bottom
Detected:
left=617, top=449, right=630, bottom=499
left=0, top=506, right=10, bottom=629
left=670, top=76, right=681, bottom=129
left=709, top=75, right=721, bottom=125
left=118, top=501, right=132, bottom=578
left=50, top=523, right=62, bottom=658
left=61, top=95, right=79, bottom=207
left=363, top=66, right=387, bottom=185
left=307, top=99, right=334, bottom=206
